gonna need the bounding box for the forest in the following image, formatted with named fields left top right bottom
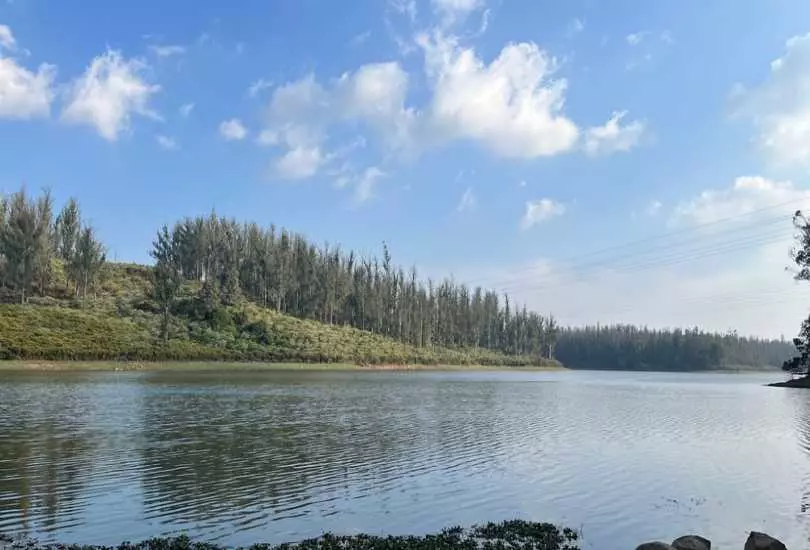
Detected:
left=0, top=187, right=797, bottom=369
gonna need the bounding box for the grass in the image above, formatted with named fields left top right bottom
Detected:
left=0, top=520, right=580, bottom=550
left=0, top=263, right=560, bottom=368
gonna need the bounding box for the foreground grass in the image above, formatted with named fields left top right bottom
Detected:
left=0, top=520, right=580, bottom=550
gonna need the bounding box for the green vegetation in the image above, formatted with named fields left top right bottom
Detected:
left=784, top=211, right=810, bottom=376
left=0, top=187, right=794, bottom=369
left=556, top=325, right=794, bottom=371
left=0, top=520, right=580, bottom=550
left=0, top=262, right=553, bottom=366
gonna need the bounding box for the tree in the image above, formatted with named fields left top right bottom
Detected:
left=151, top=225, right=183, bottom=342
left=71, top=225, right=106, bottom=300
left=785, top=211, right=810, bottom=375
left=1, top=189, right=41, bottom=304
left=55, top=198, right=81, bottom=263
left=33, top=189, right=55, bottom=296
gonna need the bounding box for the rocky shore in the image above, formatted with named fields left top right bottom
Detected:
left=637, top=531, right=787, bottom=549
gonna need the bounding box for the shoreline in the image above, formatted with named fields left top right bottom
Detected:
left=0, top=360, right=567, bottom=372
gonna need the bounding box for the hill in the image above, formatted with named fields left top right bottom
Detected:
left=0, top=262, right=555, bottom=367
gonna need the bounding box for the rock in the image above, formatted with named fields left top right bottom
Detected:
left=637, top=543, right=675, bottom=550
left=672, top=535, right=710, bottom=550
left=744, top=532, right=787, bottom=550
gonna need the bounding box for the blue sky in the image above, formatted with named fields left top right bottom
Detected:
left=2, top=0, right=810, bottom=337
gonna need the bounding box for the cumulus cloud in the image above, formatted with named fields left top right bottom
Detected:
left=256, top=29, right=638, bottom=197
left=734, top=33, right=810, bottom=166
left=62, top=50, right=160, bottom=141
left=457, top=186, right=476, bottom=212
left=156, top=134, right=178, bottom=150
left=337, top=61, right=416, bottom=149
left=0, top=24, right=15, bottom=51
left=0, top=25, right=55, bottom=119
left=584, top=110, right=645, bottom=156
left=418, top=32, right=579, bottom=158
left=149, top=45, right=185, bottom=58
left=521, top=198, right=565, bottom=230
left=673, top=176, right=810, bottom=225
left=0, top=57, right=55, bottom=119
left=219, top=118, right=248, bottom=141
left=274, top=146, right=325, bottom=179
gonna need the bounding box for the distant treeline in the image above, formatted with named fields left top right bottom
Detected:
left=556, top=325, right=794, bottom=371
left=0, top=187, right=795, bottom=369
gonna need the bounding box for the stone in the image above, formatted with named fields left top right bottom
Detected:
left=636, top=543, right=675, bottom=550
left=672, top=535, right=710, bottom=550
left=744, top=532, right=787, bottom=550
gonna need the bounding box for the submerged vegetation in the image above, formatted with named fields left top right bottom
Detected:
left=0, top=187, right=794, bottom=369
left=0, top=521, right=580, bottom=550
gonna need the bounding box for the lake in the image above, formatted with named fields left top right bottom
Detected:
left=0, top=369, right=808, bottom=549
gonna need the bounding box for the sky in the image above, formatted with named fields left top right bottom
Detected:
left=2, top=0, right=810, bottom=338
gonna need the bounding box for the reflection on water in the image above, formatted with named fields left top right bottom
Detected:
left=0, top=370, right=809, bottom=550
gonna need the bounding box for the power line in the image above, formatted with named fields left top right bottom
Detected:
left=460, top=200, right=802, bottom=289
left=494, top=228, right=793, bottom=295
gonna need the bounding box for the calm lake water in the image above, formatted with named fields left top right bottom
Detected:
left=0, top=369, right=808, bottom=549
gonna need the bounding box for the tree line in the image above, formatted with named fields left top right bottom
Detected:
left=150, top=213, right=559, bottom=356
left=556, top=325, right=794, bottom=371
left=0, top=188, right=106, bottom=304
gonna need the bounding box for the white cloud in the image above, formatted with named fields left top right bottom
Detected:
left=256, top=129, right=278, bottom=146
left=274, top=146, right=325, bottom=179
left=259, top=63, right=414, bottom=183
left=673, top=176, right=810, bottom=225
left=734, top=33, right=810, bottom=166
left=584, top=110, right=645, bottom=155
left=354, top=166, right=386, bottom=203
left=626, top=31, right=648, bottom=46
left=457, top=186, right=476, bottom=212
left=431, top=0, right=483, bottom=25
left=337, top=61, right=416, bottom=150
left=247, top=78, right=273, bottom=98
left=149, top=44, right=185, bottom=58
left=219, top=118, right=248, bottom=141
left=645, top=200, right=663, bottom=217
left=419, top=32, right=579, bottom=158
left=0, top=24, right=15, bottom=51
left=521, top=198, right=565, bottom=230
left=179, top=102, right=194, bottom=117
left=156, top=134, right=178, bottom=150
left=62, top=50, right=160, bottom=141
left=0, top=25, right=54, bottom=119
left=0, top=56, right=55, bottom=119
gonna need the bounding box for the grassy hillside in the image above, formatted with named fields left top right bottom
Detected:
left=0, top=263, right=556, bottom=367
